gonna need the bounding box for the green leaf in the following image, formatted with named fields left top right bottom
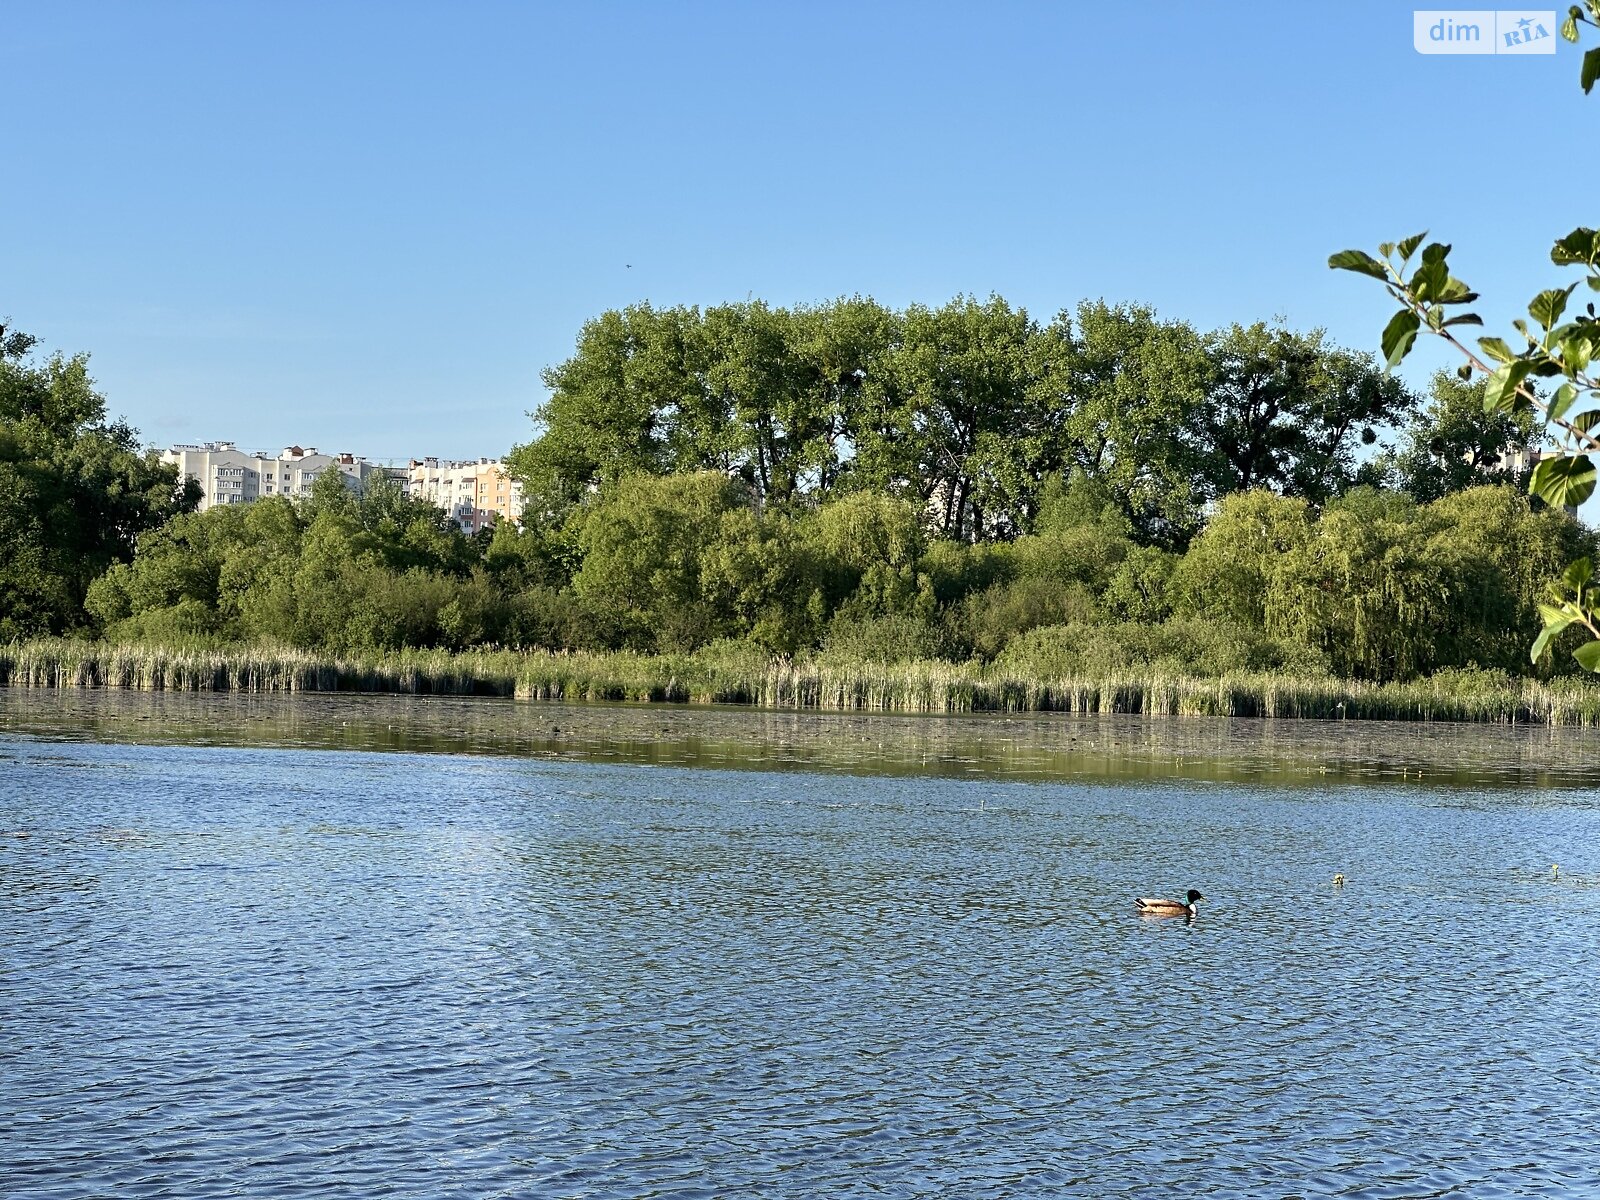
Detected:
left=1531, top=285, right=1578, bottom=330
left=1532, top=631, right=1553, bottom=664
left=1397, top=233, right=1427, bottom=261
left=1574, top=639, right=1600, bottom=671
left=1381, top=309, right=1420, bottom=369
left=1421, top=242, right=1451, bottom=265
left=1550, top=383, right=1580, bottom=422
left=1531, top=628, right=1554, bottom=664
left=1328, top=250, right=1388, bottom=280
left=1442, top=314, right=1483, bottom=328
left=1411, top=259, right=1448, bottom=303
left=1583, top=46, right=1600, bottom=94
left=1561, top=333, right=1594, bottom=374
left=1564, top=557, right=1593, bottom=589
left=1378, top=241, right=1395, bottom=258
left=1484, top=359, right=1531, bottom=412
left=1531, top=455, right=1597, bottom=509
left=1552, top=227, right=1600, bottom=266
left=1532, top=600, right=1582, bottom=663
left=1538, top=601, right=1577, bottom=631
left=1478, top=336, right=1516, bottom=364
left=1563, top=13, right=1580, bottom=40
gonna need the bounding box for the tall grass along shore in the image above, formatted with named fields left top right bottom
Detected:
left=5, top=638, right=1600, bottom=725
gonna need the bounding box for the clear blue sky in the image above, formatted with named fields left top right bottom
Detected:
left=3, top=1, right=1595, bottom=465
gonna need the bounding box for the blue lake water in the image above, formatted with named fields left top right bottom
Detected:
left=4, top=693, right=1600, bottom=1197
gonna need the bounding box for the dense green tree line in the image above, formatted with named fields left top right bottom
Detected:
left=0, top=314, right=1582, bottom=682
left=509, top=297, right=1437, bottom=546
left=74, top=463, right=1595, bottom=682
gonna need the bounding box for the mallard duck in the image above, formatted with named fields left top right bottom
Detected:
left=1135, top=889, right=1204, bottom=916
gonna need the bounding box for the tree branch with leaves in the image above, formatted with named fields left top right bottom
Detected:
left=1329, top=3, right=1600, bottom=669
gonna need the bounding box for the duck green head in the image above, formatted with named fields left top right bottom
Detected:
left=1186, top=889, right=1205, bottom=905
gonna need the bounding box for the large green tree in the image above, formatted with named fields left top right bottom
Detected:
left=0, top=325, right=198, bottom=637
left=511, top=298, right=903, bottom=519
left=1049, top=301, right=1212, bottom=546
left=882, top=296, right=1039, bottom=540
left=508, top=305, right=700, bottom=519
left=1380, top=370, right=1536, bottom=504
left=1192, top=322, right=1413, bottom=504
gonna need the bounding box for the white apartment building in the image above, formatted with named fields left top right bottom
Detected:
left=162, top=442, right=525, bottom=530
left=406, top=457, right=525, bottom=533
left=161, top=442, right=382, bottom=511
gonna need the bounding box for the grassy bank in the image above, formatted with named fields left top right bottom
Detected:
left=5, top=638, right=1600, bottom=725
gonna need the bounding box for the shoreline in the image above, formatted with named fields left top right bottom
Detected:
left=6, top=639, right=1600, bottom=726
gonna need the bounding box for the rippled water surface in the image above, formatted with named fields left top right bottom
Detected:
left=4, top=693, right=1600, bottom=1197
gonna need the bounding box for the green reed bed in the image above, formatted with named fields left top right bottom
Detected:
left=0, top=640, right=521, bottom=696
left=515, top=657, right=1600, bottom=724
left=6, top=639, right=1600, bottom=724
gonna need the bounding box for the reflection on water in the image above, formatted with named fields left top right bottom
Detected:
left=5, top=687, right=1600, bottom=788
left=4, top=694, right=1600, bottom=1197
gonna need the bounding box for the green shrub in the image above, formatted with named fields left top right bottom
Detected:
left=819, top=613, right=953, bottom=664
left=958, top=576, right=1104, bottom=659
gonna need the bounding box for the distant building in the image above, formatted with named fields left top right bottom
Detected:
left=406, top=457, right=524, bottom=533
left=1501, top=447, right=1579, bottom=518
left=161, top=442, right=382, bottom=511
left=162, top=441, right=524, bottom=531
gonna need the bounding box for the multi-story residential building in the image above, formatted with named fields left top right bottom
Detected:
left=406, top=457, right=524, bottom=533
left=161, top=442, right=383, bottom=511
left=162, top=442, right=524, bottom=530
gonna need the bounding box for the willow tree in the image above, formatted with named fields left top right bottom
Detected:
left=570, top=472, right=749, bottom=651
left=1170, top=489, right=1313, bottom=628
left=1424, top=486, right=1596, bottom=672
left=1266, top=489, right=1449, bottom=680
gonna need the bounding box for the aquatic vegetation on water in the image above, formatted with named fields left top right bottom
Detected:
left=6, top=638, right=1600, bottom=725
